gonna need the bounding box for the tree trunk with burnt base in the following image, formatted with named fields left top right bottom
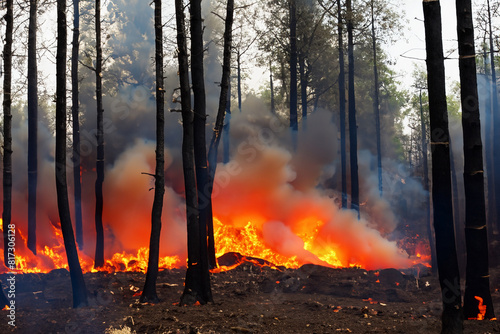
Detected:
left=422, top=1, right=463, bottom=333
left=3, top=0, right=13, bottom=267
left=337, top=0, right=347, bottom=209
left=56, top=0, right=88, bottom=308
left=141, top=0, right=165, bottom=304
left=455, top=0, right=496, bottom=320
left=27, top=0, right=38, bottom=255
left=94, top=0, right=105, bottom=269
left=207, top=0, right=234, bottom=269
left=72, top=0, right=83, bottom=250
left=346, top=0, right=359, bottom=215
left=180, top=0, right=213, bottom=305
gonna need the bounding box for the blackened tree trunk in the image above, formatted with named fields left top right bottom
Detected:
left=487, top=0, right=500, bottom=235
left=207, top=0, right=234, bottom=269
left=175, top=0, right=199, bottom=305
left=181, top=0, right=213, bottom=305
left=94, top=0, right=105, bottom=269
left=346, top=0, right=359, bottom=215
left=270, top=61, right=276, bottom=114
left=371, top=0, right=382, bottom=197
left=2, top=0, right=13, bottom=267
left=223, top=79, right=231, bottom=163
left=290, top=0, right=298, bottom=148
left=56, top=0, right=88, bottom=308
left=419, top=89, right=437, bottom=273
left=299, top=54, right=307, bottom=129
left=72, top=0, right=83, bottom=250
left=337, top=0, right=347, bottom=209
left=141, top=0, right=165, bottom=304
left=27, top=0, right=38, bottom=255
left=455, top=0, right=496, bottom=320
left=422, top=1, right=463, bottom=332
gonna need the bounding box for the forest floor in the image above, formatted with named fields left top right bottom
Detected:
left=0, top=253, right=499, bottom=334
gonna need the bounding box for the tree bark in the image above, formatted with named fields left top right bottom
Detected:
left=56, top=0, right=88, bottom=308
left=72, top=0, right=83, bottom=250
left=346, top=0, right=359, bottom=215
left=207, top=0, right=234, bottom=269
left=237, top=50, right=242, bottom=113
left=27, top=0, right=38, bottom=255
left=337, top=0, right=347, bottom=209
left=94, top=0, right=105, bottom=269
left=422, top=1, right=463, bottom=332
left=180, top=0, right=213, bottom=305
left=455, top=0, right=496, bottom=320
left=289, top=0, right=298, bottom=148
left=2, top=0, right=13, bottom=268
left=223, top=79, right=231, bottom=164
left=141, top=0, right=165, bottom=304
left=371, top=0, right=382, bottom=197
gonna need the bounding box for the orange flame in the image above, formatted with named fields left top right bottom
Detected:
left=469, top=296, right=487, bottom=320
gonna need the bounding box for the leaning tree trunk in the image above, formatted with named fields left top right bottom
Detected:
left=180, top=0, right=213, bottom=305
left=422, top=1, right=463, bottom=333
left=72, top=0, right=83, bottom=250
left=371, top=0, right=382, bottom=197
left=27, top=0, right=38, bottom=255
left=455, top=0, right=496, bottom=320
left=337, top=0, right=347, bottom=209
left=346, top=0, right=359, bottom=215
left=2, top=0, right=13, bottom=268
left=94, top=0, right=105, bottom=269
left=289, top=0, right=298, bottom=148
left=56, top=0, right=88, bottom=308
left=140, top=0, right=165, bottom=304
left=206, top=0, right=234, bottom=269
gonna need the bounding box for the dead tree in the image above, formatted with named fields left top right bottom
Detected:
left=140, top=0, right=165, bottom=304
left=423, top=1, right=463, bottom=332
left=455, top=0, right=496, bottom=320
left=56, top=0, right=88, bottom=308
left=2, top=0, right=13, bottom=267
left=27, top=0, right=38, bottom=255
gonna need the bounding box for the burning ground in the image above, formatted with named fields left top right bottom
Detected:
left=0, top=255, right=499, bottom=333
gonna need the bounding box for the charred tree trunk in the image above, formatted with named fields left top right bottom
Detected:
left=346, top=0, right=359, bottom=215
left=223, top=79, right=231, bottom=164
left=337, top=0, right=347, bottom=209
left=455, top=0, right=496, bottom=320
left=420, top=90, right=437, bottom=273
left=175, top=0, right=199, bottom=306
left=56, top=0, right=88, bottom=308
left=207, top=0, right=234, bottom=269
left=72, top=0, right=83, bottom=250
left=289, top=0, right=298, bottom=148
left=181, top=0, right=213, bottom=305
left=140, top=0, right=165, bottom=304
left=371, top=0, right=382, bottom=197
left=27, top=0, right=38, bottom=255
left=94, top=0, right=105, bottom=269
left=2, top=0, right=13, bottom=268
left=270, top=61, right=276, bottom=114
left=422, top=2, right=463, bottom=332
left=299, top=54, right=307, bottom=129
